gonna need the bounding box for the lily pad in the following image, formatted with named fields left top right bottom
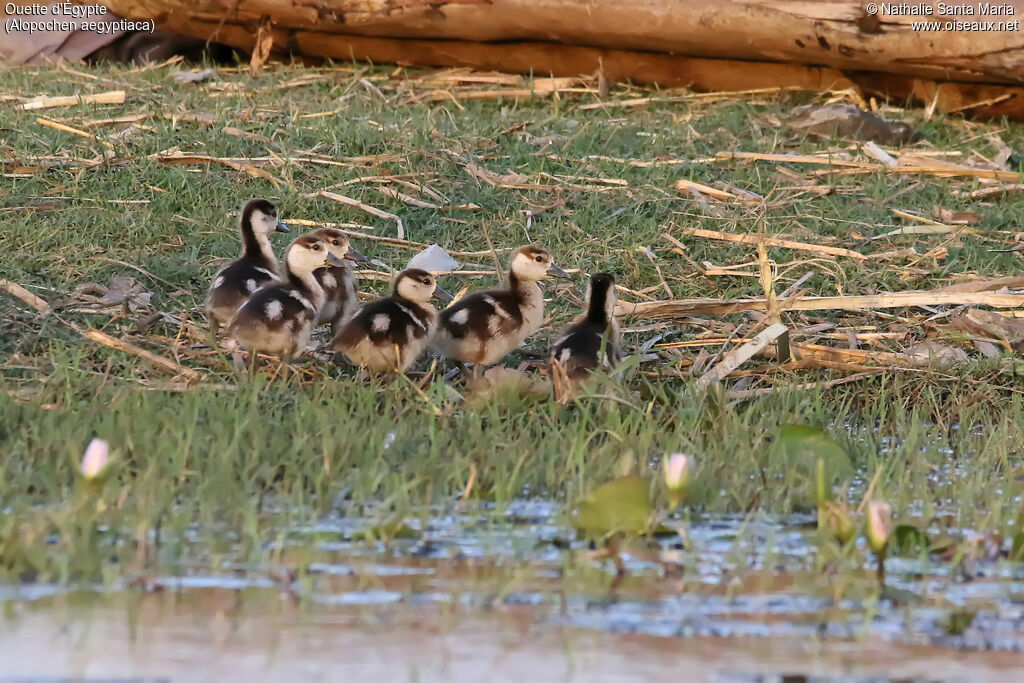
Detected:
left=891, top=523, right=930, bottom=555
left=352, top=519, right=418, bottom=542
left=880, top=585, right=923, bottom=606
left=571, top=475, right=653, bottom=539
left=942, top=610, right=978, bottom=636
left=774, top=424, right=854, bottom=507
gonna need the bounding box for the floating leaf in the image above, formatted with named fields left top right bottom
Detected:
left=934, top=206, right=982, bottom=226
left=777, top=425, right=852, bottom=469
left=353, top=518, right=418, bottom=542
left=891, top=523, right=929, bottom=555
left=464, top=367, right=551, bottom=405
left=571, top=475, right=653, bottom=538
left=249, top=17, right=274, bottom=76
left=942, top=610, right=978, bottom=636
left=880, top=585, right=923, bottom=605
left=651, top=523, right=682, bottom=538
left=774, top=424, right=854, bottom=507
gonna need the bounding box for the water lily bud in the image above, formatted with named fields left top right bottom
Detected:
left=824, top=501, right=855, bottom=545
left=865, top=501, right=892, bottom=554
left=663, top=453, right=690, bottom=494
left=80, top=438, right=110, bottom=480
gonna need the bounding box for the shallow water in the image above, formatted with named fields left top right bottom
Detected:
left=4, top=591, right=1024, bottom=682
left=3, top=503, right=1024, bottom=680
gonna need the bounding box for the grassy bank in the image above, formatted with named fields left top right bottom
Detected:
left=2, top=61, right=1023, bottom=582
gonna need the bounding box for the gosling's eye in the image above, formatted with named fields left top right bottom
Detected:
left=535, top=256, right=544, bottom=263
left=312, top=243, right=321, bottom=250
left=332, top=240, right=341, bottom=246
left=422, top=279, right=430, bottom=285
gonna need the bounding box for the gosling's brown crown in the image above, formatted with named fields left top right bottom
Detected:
left=308, top=227, right=348, bottom=249
left=508, top=244, right=569, bottom=281
left=395, top=268, right=435, bottom=291
left=288, top=234, right=328, bottom=252
left=241, top=198, right=278, bottom=223
left=519, top=244, right=549, bottom=259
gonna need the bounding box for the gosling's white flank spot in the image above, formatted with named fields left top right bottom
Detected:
left=372, top=314, right=390, bottom=333
left=288, top=290, right=314, bottom=312
left=265, top=300, right=283, bottom=321
left=253, top=267, right=277, bottom=280
left=449, top=309, right=469, bottom=325
left=322, top=272, right=337, bottom=289
left=559, top=348, right=572, bottom=364
left=245, top=279, right=258, bottom=293
left=213, top=275, right=225, bottom=288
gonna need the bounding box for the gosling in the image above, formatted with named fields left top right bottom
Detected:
left=549, top=272, right=622, bottom=399
left=433, top=245, right=570, bottom=377
left=332, top=268, right=452, bottom=374
left=306, top=227, right=369, bottom=336
left=205, top=198, right=290, bottom=337
left=227, top=234, right=343, bottom=377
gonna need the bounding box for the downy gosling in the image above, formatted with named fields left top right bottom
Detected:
left=205, top=198, right=290, bottom=337
left=307, top=227, right=369, bottom=335
left=227, top=234, right=343, bottom=376
left=332, top=268, right=452, bottom=374
left=549, top=272, right=622, bottom=398
left=434, top=244, right=570, bottom=377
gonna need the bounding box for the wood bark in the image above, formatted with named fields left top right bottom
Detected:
left=100, top=0, right=1024, bottom=82
left=99, top=0, right=1024, bottom=118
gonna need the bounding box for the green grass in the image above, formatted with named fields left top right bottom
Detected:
left=2, top=60, right=1024, bottom=583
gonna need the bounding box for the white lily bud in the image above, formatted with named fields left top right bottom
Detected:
left=80, top=438, right=111, bottom=480
left=663, top=454, right=690, bottom=495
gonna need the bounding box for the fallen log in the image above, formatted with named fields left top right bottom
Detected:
left=615, top=290, right=1024, bottom=319
left=100, top=0, right=1024, bottom=119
